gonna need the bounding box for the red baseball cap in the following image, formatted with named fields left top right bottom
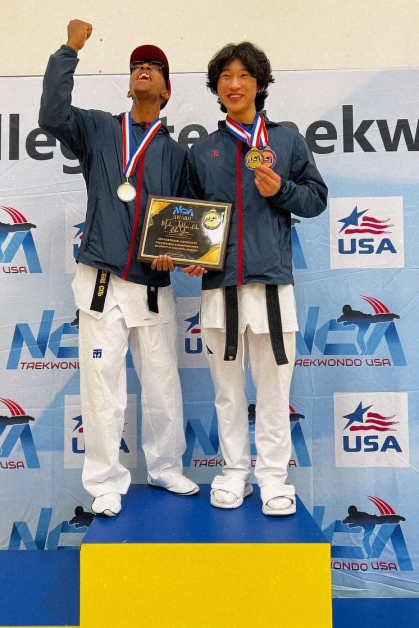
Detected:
left=130, top=44, right=171, bottom=104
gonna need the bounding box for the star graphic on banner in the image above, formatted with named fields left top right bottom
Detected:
left=72, top=415, right=83, bottom=433
left=338, top=206, right=368, bottom=233
left=73, top=222, right=85, bottom=239
left=185, top=312, right=199, bottom=332
left=343, top=402, right=373, bottom=430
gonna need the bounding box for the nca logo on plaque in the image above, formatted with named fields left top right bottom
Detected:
left=329, top=197, right=404, bottom=269
left=334, top=392, right=409, bottom=467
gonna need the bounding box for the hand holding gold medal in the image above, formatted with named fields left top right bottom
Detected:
left=254, top=164, right=282, bottom=197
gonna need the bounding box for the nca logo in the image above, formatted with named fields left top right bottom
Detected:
left=296, top=295, right=406, bottom=367
left=334, top=392, right=409, bottom=467
left=330, top=197, right=404, bottom=269
left=314, top=496, right=412, bottom=571
left=184, top=404, right=311, bottom=468
left=249, top=403, right=311, bottom=467
left=65, top=204, right=86, bottom=273
left=0, top=206, right=42, bottom=273
left=177, top=298, right=208, bottom=368
left=7, top=310, right=79, bottom=370
left=173, top=205, right=194, bottom=216
left=0, top=397, right=40, bottom=468
left=9, top=506, right=93, bottom=550
left=291, top=218, right=307, bottom=269
left=64, top=395, right=137, bottom=469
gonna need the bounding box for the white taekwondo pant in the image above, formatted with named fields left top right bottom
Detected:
left=79, top=307, right=185, bottom=498
left=202, top=327, right=295, bottom=487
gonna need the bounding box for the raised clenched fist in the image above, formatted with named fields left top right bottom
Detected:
left=66, top=20, right=93, bottom=52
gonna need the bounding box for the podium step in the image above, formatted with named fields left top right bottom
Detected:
left=0, top=550, right=79, bottom=627
left=81, top=484, right=332, bottom=628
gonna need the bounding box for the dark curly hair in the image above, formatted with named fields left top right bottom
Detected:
left=206, top=42, right=274, bottom=113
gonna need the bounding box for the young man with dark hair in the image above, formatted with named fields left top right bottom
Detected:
left=185, top=42, right=327, bottom=516
left=39, top=20, right=199, bottom=517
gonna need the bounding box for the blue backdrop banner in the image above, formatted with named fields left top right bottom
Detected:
left=0, top=67, right=418, bottom=598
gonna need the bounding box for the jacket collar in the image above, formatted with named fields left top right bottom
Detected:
left=218, top=116, right=279, bottom=134
left=117, top=113, right=169, bottom=134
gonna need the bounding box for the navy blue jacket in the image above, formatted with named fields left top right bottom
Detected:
left=188, top=120, right=328, bottom=289
left=39, top=45, right=188, bottom=286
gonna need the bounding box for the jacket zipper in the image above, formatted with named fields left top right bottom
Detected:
left=236, top=139, right=243, bottom=285
left=122, top=150, right=146, bottom=280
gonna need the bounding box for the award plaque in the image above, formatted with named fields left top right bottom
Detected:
left=137, top=196, right=233, bottom=271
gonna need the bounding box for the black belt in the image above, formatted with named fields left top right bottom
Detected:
left=90, top=270, right=110, bottom=312
left=224, top=286, right=239, bottom=361
left=147, top=285, right=159, bottom=313
left=266, top=284, right=288, bottom=365
left=224, top=284, right=288, bottom=365
left=90, top=269, right=159, bottom=314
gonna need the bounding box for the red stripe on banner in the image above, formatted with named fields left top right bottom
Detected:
left=349, top=426, right=394, bottom=432
left=363, top=296, right=384, bottom=313
left=236, top=140, right=243, bottom=286
left=0, top=398, right=17, bottom=416
left=2, top=206, right=22, bottom=224
left=0, top=398, right=25, bottom=416
left=345, top=228, right=390, bottom=235
left=369, top=297, right=390, bottom=314
left=368, top=412, right=395, bottom=420
left=4, top=206, right=27, bottom=223
left=362, top=216, right=389, bottom=224
left=9, top=399, right=25, bottom=415
left=361, top=219, right=393, bottom=228
left=122, top=151, right=146, bottom=280
left=5, top=398, right=23, bottom=416
left=369, top=496, right=395, bottom=515
left=366, top=419, right=398, bottom=427
left=361, top=296, right=389, bottom=314
left=367, top=496, right=387, bottom=514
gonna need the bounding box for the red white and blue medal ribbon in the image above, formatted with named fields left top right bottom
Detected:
left=225, top=112, right=268, bottom=148
left=225, top=113, right=275, bottom=169
left=117, top=113, right=162, bottom=202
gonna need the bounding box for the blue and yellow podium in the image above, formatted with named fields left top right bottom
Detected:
left=1, top=484, right=332, bottom=627
left=80, top=485, right=332, bottom=628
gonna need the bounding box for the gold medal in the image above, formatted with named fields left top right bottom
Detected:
left=245, top=148, right=264, bottom=170
left=117, top=180, right=136, bottom=202
left=262, top=146, right=277, bottom=168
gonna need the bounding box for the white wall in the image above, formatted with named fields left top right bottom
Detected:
left=1, top=0, right=418, bottom=76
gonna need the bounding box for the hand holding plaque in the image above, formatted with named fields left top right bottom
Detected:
left=137, top=196, right=232, bottom=271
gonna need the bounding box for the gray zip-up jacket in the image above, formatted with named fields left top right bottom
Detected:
left=39, top=45, right=188, bottom=286
left=188, top=120, right=328, bottom=289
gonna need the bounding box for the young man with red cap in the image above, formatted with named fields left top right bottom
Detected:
left=39, top=19, right=199, bottom=517
left=185, top=42, right=327, bottom=516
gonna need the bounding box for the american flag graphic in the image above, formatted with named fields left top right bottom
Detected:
left=349, top=411, right=398, bottom=432
left=345, top=214, right=393, bottom=235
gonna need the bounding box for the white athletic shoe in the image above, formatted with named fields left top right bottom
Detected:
left=147, top=474, right=200, bottom=495
left=91, top=493, right=122, bottom=517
